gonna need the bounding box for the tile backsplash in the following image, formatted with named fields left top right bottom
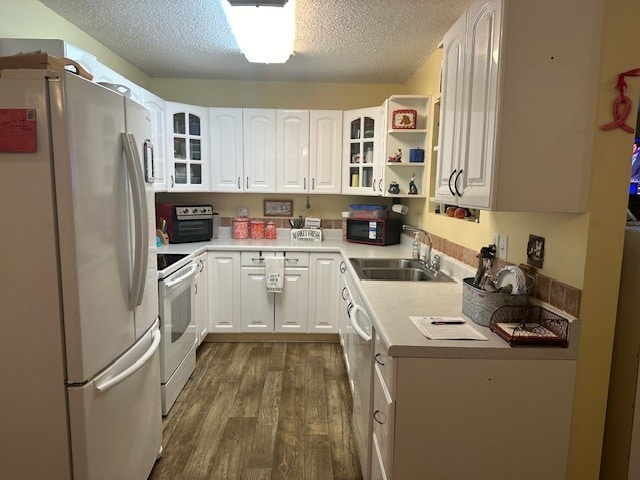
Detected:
left=408, top=231, right=581, bottom=319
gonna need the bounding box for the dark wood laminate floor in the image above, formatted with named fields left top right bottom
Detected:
left=149, top=342, right=363, bottom=480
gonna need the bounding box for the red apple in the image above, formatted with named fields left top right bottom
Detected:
left=446, top=207, right=456, bottom=217
left=454, top=207, right=467, bottom=219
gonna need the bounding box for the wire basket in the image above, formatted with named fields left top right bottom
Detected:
left=462, top=278, right=529, bottom=327
left=489, top=305, right=570, bottom=347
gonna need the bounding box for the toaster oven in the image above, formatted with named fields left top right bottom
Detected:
left=156, top=203, right=217, bottom=243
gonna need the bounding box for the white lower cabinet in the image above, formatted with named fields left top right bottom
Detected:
left=208, top=251, right=241, bottom=333
left=240, top=252, right=309, bottom=333
left=371, top=334, right=576, bottom=480
left=308, top=253, right=341, bottom=333
left=194, top=253, right=208, bottom=345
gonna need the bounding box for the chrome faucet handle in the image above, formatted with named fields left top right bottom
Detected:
left=430, top=254, right=441, bottom=273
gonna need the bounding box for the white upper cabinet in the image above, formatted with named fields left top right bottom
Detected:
left=165, top=102, right=209, bottom=191
left=310, top=110, right=343, bottom=194
left=243, top=108, right=277, bottom=193
left=436, top=0, right=601, bottom=212
left=210, top=107, right=244, bottom=192
left=435, top=11, right=467, bottom=204
left=142, top=89, right=167, bottom=192
left=342, top=106, right=384, bottom=196
left=276, top=110, right=310, bottom=193
left=275, top=109, right=343, bottom=194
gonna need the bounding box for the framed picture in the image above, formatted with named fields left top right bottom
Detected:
left=392, top=109, right=417, bottom=129
left=264, top=199, right=293, bottom=217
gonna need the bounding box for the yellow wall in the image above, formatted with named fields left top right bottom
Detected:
left=150, top=78, right=406, bottom=110
left=3, top=1, right=640, bottom=478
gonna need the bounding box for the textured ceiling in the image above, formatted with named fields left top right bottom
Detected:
left=39, top=0, right=471, bottom=83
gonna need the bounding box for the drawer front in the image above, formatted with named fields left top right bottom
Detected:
left=280, top=251, right=309, bottom=267
left=374, top=334, right=395, bottom=398
left=240, top=251, right=274, bottom=266
left=373, top=365, right=394, bottom=477
left=239, top=251, right=310, bottom=267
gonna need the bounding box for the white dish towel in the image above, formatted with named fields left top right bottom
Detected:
left=265, top=256, right=284, bottom=293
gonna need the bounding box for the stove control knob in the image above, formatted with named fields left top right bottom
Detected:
left=201, top=208, right=207, bottom=213
left=192, top=208, right=198, bottom=213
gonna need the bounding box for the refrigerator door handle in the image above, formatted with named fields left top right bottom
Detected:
left=143, top=139, right=155, bottom=183
left=121, top=133, right=149, bottom=309
left=94, top=327, right=161, bottom=394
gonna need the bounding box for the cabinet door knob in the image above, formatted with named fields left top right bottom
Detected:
left=448, top=169, right=457, bottom=196
left=374, top=353, right=387, bottom=366
left=454, top=169, right=463, bottom=197
left=373, top=410, right=387, bottom=424
left=340, top=261, right=346, bottom=273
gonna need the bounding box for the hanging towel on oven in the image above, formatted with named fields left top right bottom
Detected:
left=265, top=256, right=284, bottom=293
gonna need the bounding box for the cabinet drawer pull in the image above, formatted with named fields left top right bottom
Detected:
left=374, top=353, right=387, bottom=366
left=285, top=258, right=299, bottom=264
left=347, top=302, right=354, bottom=316
left=448, top=169, right=457, bottom=196
left=237, top=176, right=241, bottom=189
left=340, top=261, right=346, bottom=273
left=251, top=257, right=265, bottom=263
left=379, top=179, right=383, bottom=191
left=246, top=176, right=249, bottom=189
left=373, top=410, right=387, bottom=425
left=454, top=169, right=463, bottom=197
left=372, top=178, right=377, bottom=192
left=341, top=286, right=348, bottom=300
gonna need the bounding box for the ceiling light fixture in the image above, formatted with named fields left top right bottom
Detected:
left=222, top=0, right=296, bottom=64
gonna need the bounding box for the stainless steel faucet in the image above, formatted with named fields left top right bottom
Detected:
left=402, top=224, right=440, bottom=273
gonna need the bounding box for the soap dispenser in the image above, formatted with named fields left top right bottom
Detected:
left=412, top=233, right=420, bottom=260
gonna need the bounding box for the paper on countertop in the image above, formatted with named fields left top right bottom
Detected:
left=410, top=316, right=488, bottom=341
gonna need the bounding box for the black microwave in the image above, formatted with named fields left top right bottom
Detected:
left=346, top=218, right=402, bottom=246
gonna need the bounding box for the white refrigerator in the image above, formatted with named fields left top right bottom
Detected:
left=0, top=69, right=161, bottom=479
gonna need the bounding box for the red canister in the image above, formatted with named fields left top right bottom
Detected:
left=250, top=219, right=265, bottom=239
left=265, top=221, right=277, bottom=239
left=232, top=217, right=249, bottom=239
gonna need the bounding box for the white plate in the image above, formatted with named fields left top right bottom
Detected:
left=494, top=266, right=526, bottom=294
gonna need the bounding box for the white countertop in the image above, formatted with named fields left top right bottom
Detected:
left=157, top=229, right=578, bottom=361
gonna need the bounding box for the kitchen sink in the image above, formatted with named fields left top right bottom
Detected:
left=349, top=258, right=455, bottom=282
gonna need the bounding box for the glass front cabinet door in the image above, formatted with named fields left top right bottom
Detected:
left=165, top=102, right=209, bottom=191
left=342, top=106, right=383, bottom=196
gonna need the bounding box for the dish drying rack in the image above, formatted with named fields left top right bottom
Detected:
left=489, top=305, right=570, bottom=347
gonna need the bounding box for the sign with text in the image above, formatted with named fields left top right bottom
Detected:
left=0, top=109, right=37, bottom=153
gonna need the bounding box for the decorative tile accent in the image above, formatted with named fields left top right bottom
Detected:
left=549, top=279, right=567, bottom=311
left=535, top=275, right=552, bottom=304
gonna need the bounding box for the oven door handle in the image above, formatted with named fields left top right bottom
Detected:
left=164, top=262, right=199, bottom=288
left=95, top=327, right=161, bottom=395
left=122, top=133, right=149, bottom=310
left=349, top=304, right=372, bottom=342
